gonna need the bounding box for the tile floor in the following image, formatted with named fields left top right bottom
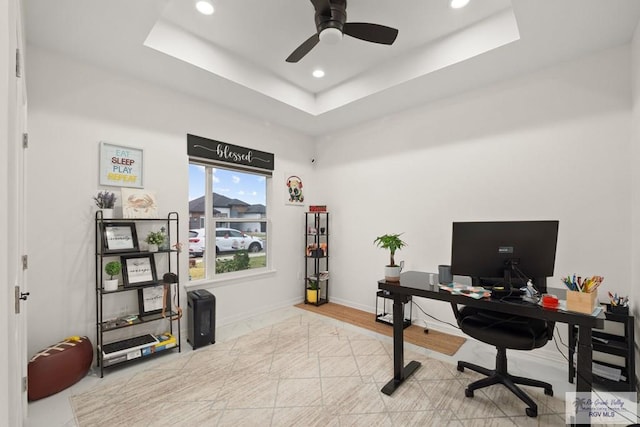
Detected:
left=25, top=306, right=634, bottom=426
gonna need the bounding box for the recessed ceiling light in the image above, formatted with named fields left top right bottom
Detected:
left=450, top=0, right=470, bottom=9
left=312, top=69, right=325, bottom=78
left=196, top=0, right=214, bottom=15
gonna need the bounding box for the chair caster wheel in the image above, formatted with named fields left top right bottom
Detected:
left=457, top=363, right=464, bottom=372
left=544, top=388, right=553, bottom=396
left=464, top=388, right=474, bottom=398
left=525, top=407, right=537, bottom=418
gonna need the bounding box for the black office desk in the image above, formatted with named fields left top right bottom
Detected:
left=378, top=271, right=605, bottom=397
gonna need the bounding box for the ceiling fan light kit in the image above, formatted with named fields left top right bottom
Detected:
left=319, top=27, right=343, bottom=44
left=286, top=0, right=399, bottom=63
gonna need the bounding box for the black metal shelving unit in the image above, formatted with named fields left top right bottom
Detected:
left=568, top=305, right=636, bottom=392
left=304, top=211, right=329, bottom=306
left=95, top=211, right=181, bottom=377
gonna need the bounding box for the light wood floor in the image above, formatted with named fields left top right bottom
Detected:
left=294, top=302, right=465, bottom=356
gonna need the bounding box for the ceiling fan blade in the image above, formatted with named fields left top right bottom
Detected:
left=286, top=33, right=320, bottom=63
left=343, top=22, right=398, bottom=45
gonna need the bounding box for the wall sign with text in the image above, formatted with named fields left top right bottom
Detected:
left=187, top=134, right=274, bottom=171
left=99, top=142, right=144, bottom=188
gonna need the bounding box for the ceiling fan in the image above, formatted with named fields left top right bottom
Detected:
left=286, top=0, right=399, bottom=63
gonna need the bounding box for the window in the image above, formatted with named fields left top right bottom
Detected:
left=188, top=163, right=269, bottom=281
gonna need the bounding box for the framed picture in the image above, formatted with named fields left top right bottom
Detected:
left=99, top=141, right=144, bottom=188
left=285, top=174, right=305, bottom=206
left=121, top=254, right=157, bottom=287
left=101, top=222, right=139, bottom=253
left=137, top=285, right=169, bottom=317
left=121, top=188, right=158, bottom=218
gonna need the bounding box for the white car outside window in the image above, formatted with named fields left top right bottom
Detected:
left=189, top=227, right=263, bottom=255
left=189, top=229, right=205, bottom=257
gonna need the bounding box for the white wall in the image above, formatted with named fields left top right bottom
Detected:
left=315, top=46, right=633, bottom=359
left=25, top=46, right=316, bottom=356
left=630, top=17, right=640, bottom=390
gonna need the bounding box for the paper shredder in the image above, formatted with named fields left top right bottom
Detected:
left=187, top=289, right=215, bottom=350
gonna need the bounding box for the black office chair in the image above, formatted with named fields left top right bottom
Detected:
left=452, top=304, right=554, bottom=417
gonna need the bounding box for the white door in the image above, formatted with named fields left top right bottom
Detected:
left=7, top=0, right=29, bottom=423
left=15, top=42, right=29, bottom=424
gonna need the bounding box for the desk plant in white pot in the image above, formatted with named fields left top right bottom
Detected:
left=145, top=230, right=165, bottom=252
left=93, top=190, right=117, bottom=219
left=104, top=261, right=121, bottom=291
left=374, top=233, right=406, bottom=282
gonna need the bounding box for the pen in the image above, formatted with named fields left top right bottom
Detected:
left=562, top=276, right=575, bottom=291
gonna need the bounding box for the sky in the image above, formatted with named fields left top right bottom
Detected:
left=189, top=164, right=266, bottom=205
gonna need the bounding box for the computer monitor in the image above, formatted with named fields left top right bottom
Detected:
left=450, top=220, right=559, bottom=293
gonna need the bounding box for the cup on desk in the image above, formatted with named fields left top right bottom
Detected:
left=438, top=265, right=452, bottom=284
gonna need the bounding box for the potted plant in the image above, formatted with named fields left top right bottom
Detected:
left=374, top=233, right=407, bottom=282
left=306, top=278, right=319, bottom=304
left=104, top=261, right=121, bottom=291
left=145, top=230, right=165, bottom=252
left=93, top=191, right=117, bottom=219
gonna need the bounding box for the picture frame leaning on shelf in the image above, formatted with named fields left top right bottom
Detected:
left=121, top=253, right=157, bottom=287
left=138, top=285, right=170, bottom=317
left=101, top=222, right=139, bottom=253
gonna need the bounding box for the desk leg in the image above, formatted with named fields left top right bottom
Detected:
left=381, top=294, right=421, bottom=395
left=568, top=325, right=594, bottom=427
left=575, top=325, right=593, bottom=392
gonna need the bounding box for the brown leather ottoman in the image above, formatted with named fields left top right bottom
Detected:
left=28, top=336, right=93, bottom=401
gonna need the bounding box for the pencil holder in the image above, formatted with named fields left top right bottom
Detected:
left=605, top=303, right=629, bottom=315
left=566, top=290, right=598, bottom=314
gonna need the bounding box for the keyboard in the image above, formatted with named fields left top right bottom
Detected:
left=102, top=334, right=158, bottom=358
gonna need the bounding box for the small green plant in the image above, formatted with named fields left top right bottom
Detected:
left=93, top=191, right=117, bottom=209
left=104, top=261, right=121, bottom=279
left=145, top=231, right=166, bottom=245
left=307, top=278, right=319, bottom=290
left=373, top=233, right=407, bottom=267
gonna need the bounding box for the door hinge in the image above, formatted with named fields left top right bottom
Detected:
left=22, top=255, right=28, bottom=270
left=14, top=286, right=20, bottom=314
left=16, top=48, right=21, bottom=78
left=15, top=286, right=30, bottom=314
left=22, top=133, right=28, bottom=149
left=22, top=376, right=27, bottom=393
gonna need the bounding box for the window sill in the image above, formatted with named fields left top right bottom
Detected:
left=184, top=268, right=277, bottom=290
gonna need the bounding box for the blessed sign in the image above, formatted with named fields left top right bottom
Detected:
left=187, top=134, right=274, bottom=171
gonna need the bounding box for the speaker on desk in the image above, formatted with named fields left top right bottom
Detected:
left=187, top=289, right=215, bottom=350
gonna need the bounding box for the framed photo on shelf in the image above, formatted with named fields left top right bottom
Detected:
left=121, top=253, right=157, bottom=287
left=101, top=222, right=139, bottom=253
left=137, top=285, right=169, bottom=317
